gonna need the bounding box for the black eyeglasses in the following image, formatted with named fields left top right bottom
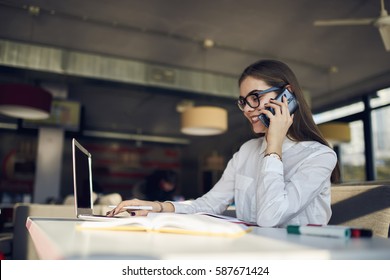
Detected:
left=237, top=87, right=281, bottom=111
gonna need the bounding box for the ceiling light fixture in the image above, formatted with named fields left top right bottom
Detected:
left=0, top=84, right=53, bottom=119
left=181, top=106, right=227, bottom=136
left=203, top=39, right=215, bottom=49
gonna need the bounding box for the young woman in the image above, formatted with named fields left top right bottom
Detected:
left=107, top=59, right=339, bottom=227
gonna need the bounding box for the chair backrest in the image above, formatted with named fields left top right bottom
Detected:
left=12, top=203, right=109, bottom=259
left=329, top=184, right=390, bottom=238
left=12, top=203, right=74, bottom=259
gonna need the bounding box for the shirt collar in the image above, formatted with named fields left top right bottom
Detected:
left=258, top=136, right=296, bottom=155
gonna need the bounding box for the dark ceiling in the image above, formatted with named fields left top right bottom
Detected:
left=0, top=0, right=390, bottom=139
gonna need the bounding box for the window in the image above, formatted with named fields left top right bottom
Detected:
left=372, top=105, right=390, bottom=180
left=338, top=120, right=365, bottom=182
left=314, top=86, right=390, bottom=183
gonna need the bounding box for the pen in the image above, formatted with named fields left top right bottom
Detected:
left=287, top=225, right=351, bottom=238
left=307, top=224, right=373, bottom=238
left=108, top=205, right=153, bottom=210
left=287, top=225, right=373, bottom=239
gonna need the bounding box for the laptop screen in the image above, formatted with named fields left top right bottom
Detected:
left=72, top=138, right=93, bottom=211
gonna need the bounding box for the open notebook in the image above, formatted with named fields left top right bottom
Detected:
left=72, top=138, right=126, bottom=221
left=77, top=212, right=251, bottom=237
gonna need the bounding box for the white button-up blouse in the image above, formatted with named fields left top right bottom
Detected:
left=172, top=137, right=337, bottom=227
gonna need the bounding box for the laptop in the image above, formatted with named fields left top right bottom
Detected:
left=72, top=138, right=123, bottom=221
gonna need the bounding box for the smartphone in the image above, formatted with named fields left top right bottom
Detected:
left=259, top=88, right=298, bottom=127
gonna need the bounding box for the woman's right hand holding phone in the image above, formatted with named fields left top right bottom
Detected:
left=262, top=95, right=294, bottom=156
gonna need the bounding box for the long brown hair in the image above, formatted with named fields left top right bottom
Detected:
left=239, top=59, right=340, bottom=183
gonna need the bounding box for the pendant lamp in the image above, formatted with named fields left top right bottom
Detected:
left=181, top=106, right=227, bottom=136
left=318, top=122, right=351, bottom=145
left=0, top=84, right=52, bottom=119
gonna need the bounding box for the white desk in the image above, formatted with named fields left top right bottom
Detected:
left=27, top=217, right=390, bottom=260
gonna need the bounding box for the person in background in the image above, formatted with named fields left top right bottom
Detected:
left=134, top=169, right=178, bottom=202
left=107, top=59, right=340, bottom=227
